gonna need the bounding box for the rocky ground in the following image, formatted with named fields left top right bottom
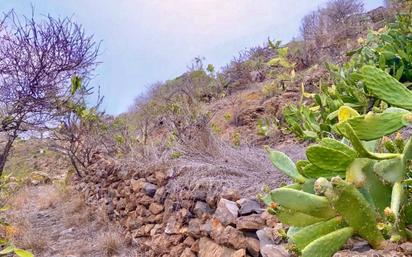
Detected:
left=5, top=184, right=139, bottom=257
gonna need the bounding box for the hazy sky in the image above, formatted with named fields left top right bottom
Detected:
left=1, top=0, right=384, bottom=115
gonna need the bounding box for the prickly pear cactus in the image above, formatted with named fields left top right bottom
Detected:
left=359, top=65, right=412, bottom=110
left=264, top=106, right=412, bottom=256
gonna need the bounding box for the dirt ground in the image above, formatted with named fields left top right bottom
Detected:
left=5, top=185, right=139, bottom=257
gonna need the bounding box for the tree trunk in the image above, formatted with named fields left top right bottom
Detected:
left=0, top=136, right=16, bottom=175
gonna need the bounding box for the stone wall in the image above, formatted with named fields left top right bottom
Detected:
left=74, top=154, right=411, bottom=257
left=74, top=154, right=289, bottom=257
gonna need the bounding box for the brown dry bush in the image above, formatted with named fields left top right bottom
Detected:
left=98, top=230, right=123, bottom=257
left=165, top=116, right=305, bottom=200
left=300, top=0, right=367, bottom=66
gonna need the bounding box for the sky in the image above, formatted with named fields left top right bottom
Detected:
left=1, top=0, right=384, bottom=115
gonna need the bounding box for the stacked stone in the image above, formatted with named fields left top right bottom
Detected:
left=74, top=155, right=289, bottom=257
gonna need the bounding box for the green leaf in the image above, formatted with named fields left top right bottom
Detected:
left=70, top=76, right=82, bottom=95
left=266, top=148, right=306, bottom=183
left=0, top=245, right=14, bottom=254
left=14, top=249, right=34, bottom=257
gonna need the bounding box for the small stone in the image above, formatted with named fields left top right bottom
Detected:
left=236, top=214, right=265, bottom=231
left=214, top=199, right=239, bottom=225
left=261, top=244, right=289, bottom=257
left=183, top=236, right=196, bottom=247
left=133, top=224, right=155, bottom=237
left=401, top=242, right=412, bottom=255
left=143, top=182, right=158, bottom=197
left=130, top=178, right=146, bottom=192
left=246, top=237, right=260, bottom=257
left=221, top=189, right=241, bottom=201
left=181, top=248, right=196, bottom=257
left=188, top=218, right=202, bottom=237
left=193, top=201, right=213, bottom=218
left=231, top=249, right=246, bottom=257
left=220, top=226, right=247, bottom=249
left=198, top=237, right=236, bottom=257
left=149, top=202, right=164, bottom=215
left=237, top=198, right=262, bottom=215
left=165, top=216, right=181, bottom=235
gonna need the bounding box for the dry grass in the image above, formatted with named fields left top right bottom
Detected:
left=8, top=211, right=48, bottom=254
left=98, top=231, right=123, bottom=257
left=15, top=230, right=48, bottom=253
left=8, top=186, right=31, bottom=211
left=38, top=187, right=62, bottom=210
left=66, top=193, right=86, bottom=214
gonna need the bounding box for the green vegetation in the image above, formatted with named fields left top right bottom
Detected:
left=262, top=63, right=412, bottom=256
left=283, top=9, right=412, bottom=140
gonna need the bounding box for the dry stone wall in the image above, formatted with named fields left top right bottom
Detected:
left=74, top=154, right=411, bottom=257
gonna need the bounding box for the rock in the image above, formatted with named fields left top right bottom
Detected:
left=165, top=216, right=181, bottom=234
left=220, top=226, right=247, bottom=249
left=183, top=236, right=196, bottom=247
left=261, top=244, right=289, bottom=257
left=232, top=249, right=247, bottom=257
left=188, top=218, right=202, bottom=237
left=236, top=214, right=265, bottom=231
left=256, top=226, right=284, bottom=246
left=401, top=242, right=412, bottom=255
left=150, top=224, right=163, bottom=236
left=198, top=237, right=236, bottom=257
left=200, top=219, right=212, bottom=236
left=206, top=192, right=218, bottom=209
left=143, top=182, right=158, bottom=197
left=246, top=237, right=260, bottom=257
left=154, top=186, right=166, bottom=203
left=170, top=243, right=185, bottom=257
left=149, top=202, right=164, bottom=215
left=210, top=218, right=226, bottom=241
left=133, top=224, right=155, bottom=237
left=154, top=170, right=167, bottom=185
left=214, top=199, right=239, bottom=225
left=221, top=189, right=241, bottom=201
left=146, top=234, right=171, bottom=254
left=237, top=198, right=262, bottom=216
left=193, top=201, right=213, bottom=218
left=130, top=178, right=146, bottom=192
left=181, top=248, right=196, bottom=257
left=261, top=210, right=278, bottom=227
left=345, top=237, right=371, bottom=252
left=136, top=194, right=154, bottom=206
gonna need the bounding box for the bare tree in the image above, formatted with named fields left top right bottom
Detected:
left=0, top=11, right=99, bottom=174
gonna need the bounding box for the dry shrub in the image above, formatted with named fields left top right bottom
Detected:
left=8, top=187, right=31, bottom=211
left=66, top=193, right=86, bottom=214
left=98, top=231, right=123, bottom=257
left=8, top=212, right=48, bottom=254
left=38, top=188, right=62, bottom=210
left=166, top=118, right=306, bottom=199
left=15, top=230, right=48, bottom=254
